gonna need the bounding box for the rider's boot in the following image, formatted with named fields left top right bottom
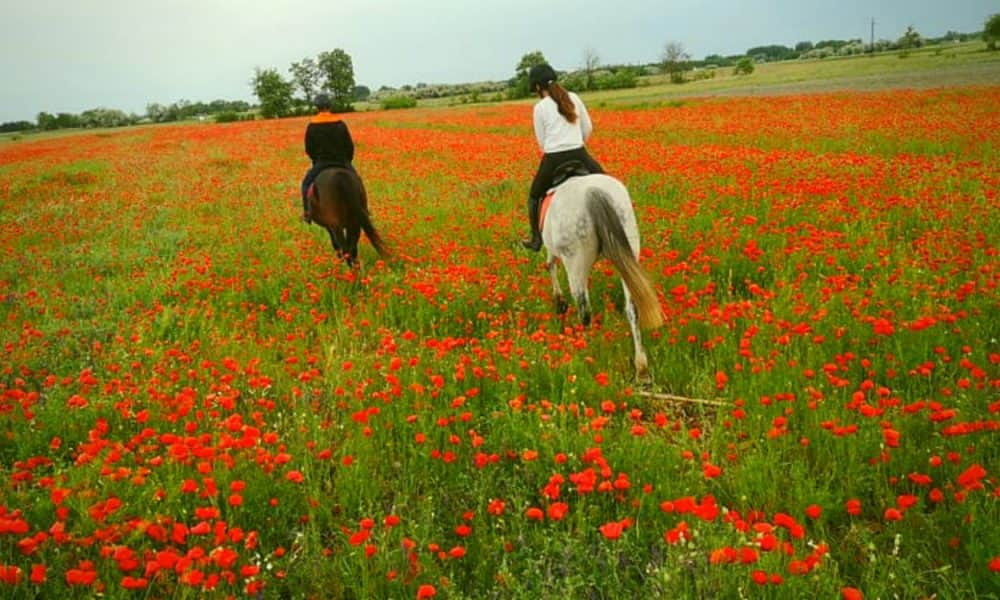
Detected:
left=301, top=194, right=312, bottom=224
left=520, top=196, right=542, bottom=252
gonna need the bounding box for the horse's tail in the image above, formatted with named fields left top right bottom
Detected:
left=332, top=170, right=389, bottom=259
left=586, top=187, right=663, bottom=330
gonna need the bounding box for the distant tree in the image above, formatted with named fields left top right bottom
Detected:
left=0, top=120, right=34, bottom=133
left=145, top=103, right=167, bottom=122
left=703, top=53, right=734, bottom=66
left=509, top=50, right=548, bottom=98
left=746, top=44, right=795, bottom=61
left=79, top=108, right=135, bottom=128
left=317, top=49, right=355, bottom=111
left=986, top=13, right=1000, bottom=50
left=289, top=57, right=321, bottom=105
left=583, top=46, right=600, bottom=90
left=733, top=57, right=755, bottom=75
left=814, top=39, right=849, bottom=50
left=166, top=99, right=191, bottom=122
left=661, top=41, right=691, bottom=83
left=54, top=113, right=81, bottom=129
left=252, top=67, right=294, bottom=118
left=795, top=41, right=814, bottom=52
left=353, top=85, right=371, bottom=101
left=36, top=112, right=56, bottom=130
left=897, top=25, right=923, bottom=52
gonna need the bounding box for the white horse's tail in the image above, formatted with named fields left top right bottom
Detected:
left=586, top=188, right=664, bottom=330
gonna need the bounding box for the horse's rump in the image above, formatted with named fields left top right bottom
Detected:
left=584, top=187, right=662, bottom=329
left=311, top=167, right=387, bottom=260
left=545, top=175, right=662, bottom=330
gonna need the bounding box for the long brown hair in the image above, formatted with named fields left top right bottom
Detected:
left=543, top=82, right=577, bottom=124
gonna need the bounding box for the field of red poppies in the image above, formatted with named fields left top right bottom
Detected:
left=1, top=86, right=998, bottom=598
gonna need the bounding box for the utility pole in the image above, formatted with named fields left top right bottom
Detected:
left=870, top=18, right=876, bottom=56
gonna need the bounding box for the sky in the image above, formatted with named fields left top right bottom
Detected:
left=1, top=0, right=995, bottom=122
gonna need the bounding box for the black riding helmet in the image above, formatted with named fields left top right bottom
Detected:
left=314, top=93, right=333, bottom=111
left=528, top=64, right=557, bottom=90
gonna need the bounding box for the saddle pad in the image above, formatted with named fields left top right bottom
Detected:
left=539, top=191, right=555, bottom=232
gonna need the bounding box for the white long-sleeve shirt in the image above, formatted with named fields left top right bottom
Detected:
left=533, top=91, right=593, bottom=153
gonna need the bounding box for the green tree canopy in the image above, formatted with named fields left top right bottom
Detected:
left=509, top=50, right=548, bottom=98
left=661, top=41, right=691, bottom=83
left=317, top=49, right=356, bottom=112
left=897, top=25, right=923, bottom=50
left=353, top=85, right=371, bottom=101
left=985, top=13, right=1000, bottom=50
left=289, top=58, right=320, bottom=105
left=252, top=67, right=294, bottom=119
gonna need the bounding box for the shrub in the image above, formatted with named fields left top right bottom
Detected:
left=381, top=96, right=417, bottom=110
left=986, top=13, right=1000, bottom=50
left=690, top=69, right=717, bottom=81
left=733, top=58, right=755, bottom=75
left=214, top=111, right=241, bottom=123
left=594, top=69, right=639, bottom=90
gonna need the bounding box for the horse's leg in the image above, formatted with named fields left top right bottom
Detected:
left=546, top=254, right=568, bottom=315
left=564, top=254, right=592, bottom=327
left=622, top=281, right=650, bottom=380
left=327, top=227, right=347, bottom=262
left=344, top=226, right=361, bottom=268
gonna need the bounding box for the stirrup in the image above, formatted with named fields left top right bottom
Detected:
left=520, top=235, right=542, bottom=252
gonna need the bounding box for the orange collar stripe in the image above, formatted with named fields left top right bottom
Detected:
left=311, top=111, right=342, bottom=124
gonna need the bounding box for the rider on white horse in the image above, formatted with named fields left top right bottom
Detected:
left=521, top=64, right=605, bottom=251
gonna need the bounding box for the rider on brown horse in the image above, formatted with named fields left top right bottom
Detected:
left=300, top=93, right=357, bottom=223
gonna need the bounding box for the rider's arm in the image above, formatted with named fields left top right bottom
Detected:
left=305, top=125, right=316, bottom=160
left=577, top=96, right=593, bottom=142
left=533, top=102, right=546, bottom=152
left=341, top=122, right=355, bottom=163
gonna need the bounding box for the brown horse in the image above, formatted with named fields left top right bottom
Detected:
left=308, top=167, right=388, bottom=266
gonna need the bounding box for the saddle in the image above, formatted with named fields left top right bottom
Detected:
left=549, top=160, right=592, bottom=189
left=540, top=160, right=593, bottom=231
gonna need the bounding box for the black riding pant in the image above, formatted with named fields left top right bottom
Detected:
left=526, top=147, right=604, bottom=233
left=529, top=147, right=604, bottom=203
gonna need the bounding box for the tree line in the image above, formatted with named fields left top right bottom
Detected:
left=4, top=14, right=997, bottom=133
left=251, top=49, right=363, bottom=118
left=661, top=20, right=997, bottom=82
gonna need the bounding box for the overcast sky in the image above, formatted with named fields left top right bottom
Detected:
left=1, top=0, right=994, bottom=122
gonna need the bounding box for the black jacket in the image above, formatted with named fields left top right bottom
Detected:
left=305, top=112, right=354, bottom=165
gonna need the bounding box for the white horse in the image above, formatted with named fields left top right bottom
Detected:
left=541, top=174, right=663, bottom=378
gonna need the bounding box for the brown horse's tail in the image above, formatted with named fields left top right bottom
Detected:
left=586, top=187, right=663, bottom=330
left=331, top=170, right=389, bottom=259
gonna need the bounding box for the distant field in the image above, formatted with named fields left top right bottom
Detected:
left=395, top=41, right=1000, bottom=110
left=599, top=41, right=1000, bottom=106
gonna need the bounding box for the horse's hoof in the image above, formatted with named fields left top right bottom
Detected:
left=556, top=298, right=569, bottom=314
left=634, top=355, right=651, bottom=383
left=520, top=237, right=542, bottom=252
